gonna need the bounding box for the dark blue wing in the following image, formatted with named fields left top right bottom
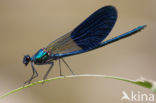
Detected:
left=46, top=6, right=117, bottom=54
left=71, top=6, right=117, bottom=50
left=59, top=25, right=146, bottom=58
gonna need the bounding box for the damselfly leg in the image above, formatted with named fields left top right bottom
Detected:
left=24, top=62, right=38, bottom=84
left=58, top=58, right=63, bottom=76
left=61, top=58, right=75, bottom=75
left=43, top=62, right=54, bottom=80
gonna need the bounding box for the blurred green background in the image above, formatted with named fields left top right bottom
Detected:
left=0, top=0, right=156, bottom=103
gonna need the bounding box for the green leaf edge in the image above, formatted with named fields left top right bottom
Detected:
left=0, top=74, right=155, bottom=99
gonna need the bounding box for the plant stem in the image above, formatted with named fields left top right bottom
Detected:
left=0, top=74, right=155, bottom=99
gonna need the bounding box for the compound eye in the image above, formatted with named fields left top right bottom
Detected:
left=26, top=56, right=30, bottom=60
left=23, top=55, right=31, bottom=65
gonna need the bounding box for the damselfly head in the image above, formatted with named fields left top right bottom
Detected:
left=23, top=55, right=31, bottom=66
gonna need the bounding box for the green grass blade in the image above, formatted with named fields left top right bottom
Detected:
left=0, top=74, right=155, bottom=99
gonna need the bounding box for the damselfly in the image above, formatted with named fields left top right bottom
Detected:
left=23, top=6, right=146, bottom=84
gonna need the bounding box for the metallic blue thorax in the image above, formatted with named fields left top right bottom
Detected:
left=32, top=49, right=49, bottom=64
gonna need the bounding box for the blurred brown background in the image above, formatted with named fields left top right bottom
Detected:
left=0, top=0, right=156, bottom=103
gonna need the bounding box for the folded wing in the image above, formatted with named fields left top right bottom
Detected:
left=46, top=6, right=117, bottom=54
